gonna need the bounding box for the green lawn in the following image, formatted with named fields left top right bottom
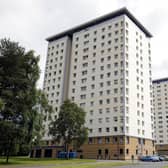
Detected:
left=0, top=157, right=132, bottom=168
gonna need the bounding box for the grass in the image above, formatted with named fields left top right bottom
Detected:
left=55, top=162, right=132, bottom=168
left=0, top=156, right=132, bottom=168
left=0, top=156, right=94, bottom=165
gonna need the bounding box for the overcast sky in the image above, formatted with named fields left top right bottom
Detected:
left=0, top=0, right=168, bottom=88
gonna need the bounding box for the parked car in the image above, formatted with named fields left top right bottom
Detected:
left=140, top=156, right=160, bottom=162
left=158, top=156, right=165, bottom=161
left=153, top=155, right=166, bottom=161
left=160, top=155, right=168, bottom=161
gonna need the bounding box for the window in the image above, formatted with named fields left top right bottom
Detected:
left=82, top=62, right=88, bottom=68
left=126, top=22, right=128, bottom=28
left=106, top=127, right=110, bottom=132
left=114, top=80, right=118, bottom=84
left=99, top=91, right=103, bottom=96
left=115, top=38, right=118, bottom=43
left=84, top=33, right=89, bottom=38
left=90, top=110, right=93, bottom=115
left=107, top=81, right=111, bottom=86
left=90, top=101, right=94, bottom=106
left=83, top=48, right=89, bottom=52
left=112, top=137, right=118, bottom=144
left=99, top=109, right=103, bottom=114
left=114, top=62, right=118, bottom=67
left=100, top=58, right=104, bottom=63
left=98, top=137, right=102, bottom=144
left=113, top=106, right=118, bottom=112
left=93, top=38, right=97, bottom=42
left=75, top=44, right=78, bottom=48
left=101, top=43, right=104, bottom=47
left=105, top=137, right=110, bottom=143
left=106, top=108, right=110, bottom=113
left=93, top=45, right=96, bottom=49
left=106, top=117, right=110, bottom=123
left=114, top=97, right=118, bottom=103
left=107, top=56, right=111, bottom=60
left=100, top=66, right=104, bottom=70
left=102, top=27, right=105, bottom=32
left=106, top=90, right=110, bottom=95
left=91, top=92, right=94, bottom=98
left=84, top=40, right=89, bottom=45
left=100, top=74, right=104, bottom=79
left=126, top=149, right=129, bottom=155
left=88, top=137, right=93, bottom=144
left=80, top=103, right=86, bottom=107
left=91, top=84, right=95, bottom=89
left=114, top=46, right=118, bottom=51
left=108, top=40, right=111, bottom=45
left=100, top=82, right=104, bottom=88
left=93, top=52, right=96, bottom=57
left=101, top=35, right=105, bottom=39
left=80, top=94, right=86, bottom=99
left=114, top=71, right=118, bottom=76
left=107, top=64, right=111, bottom=69
left=114, top=116, right=118, bottom=122
left=81, top=78, right=87, bottom=83
left=114, top=88, right=118, bottom=94
left=120, top=149, right=123, bottom=155
left=115, top=23, right=118, bottom=27
left=126, top=137, right=129, bottom=144
left=83, top=55, right=88, bottom=60
left=98, top=128, right=102, bottom=132
left=99, top=100, right=103, bottom=105
left=82, top=70, right=87, bottom=75
left=92, top=68, right=95, bottom=73
left=114, top=127, right=118, bottom=132
left=106, top=99, right=110, bottom=104
left=81, top=86, right=87, bottom=91
left=107, top=72, right=111, bottom=77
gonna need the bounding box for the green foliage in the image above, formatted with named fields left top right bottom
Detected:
left=49, top=100, right=88, bottom=153
left=0, top=157, right=131, bottom=167
left=0, top=38, right=52, bottom=162
left=0, top=99, right=4, bottom=110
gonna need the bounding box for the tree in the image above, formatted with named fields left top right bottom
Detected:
left=18, top=89, right=52, bottom=156
left=0, top=39, right=52, bottom=162
left=0, top=98, right=4, bottom=110
left=49, top=100, right=88, bottom=158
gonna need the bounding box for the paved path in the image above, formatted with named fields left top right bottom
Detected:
left=1, top=161, right=168, bottom=168
left=113, top=161, right=168, bottom=168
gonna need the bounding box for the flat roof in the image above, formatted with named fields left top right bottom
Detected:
left=152, top=78, right=168, bottom=84
left=46, top=7, right=152, bottom=42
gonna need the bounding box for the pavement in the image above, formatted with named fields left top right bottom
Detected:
left=1, top=161, right=168, bottom=168
left=94, top=160, right=168, bottom=168
left=113, top=161, right=168, bottom=168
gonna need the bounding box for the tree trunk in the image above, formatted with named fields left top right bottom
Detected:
left=64, top=143, right=69, bottom=160
left=6, top=148, right=9, bottom=163
left=67, top=144, right=69, bottom=160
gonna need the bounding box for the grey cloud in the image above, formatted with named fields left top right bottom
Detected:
left=144, top=9, right=168, bottom=34
left=152, top=60, right=168, bottom=79
left=0, top=0, right=168, bottom=87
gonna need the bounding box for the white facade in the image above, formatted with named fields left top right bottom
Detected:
left=43, top=36, right=72, bottom=139
left=153, top=78, right=168, bottom=144
left=43, top=8, right=153, bottom=140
